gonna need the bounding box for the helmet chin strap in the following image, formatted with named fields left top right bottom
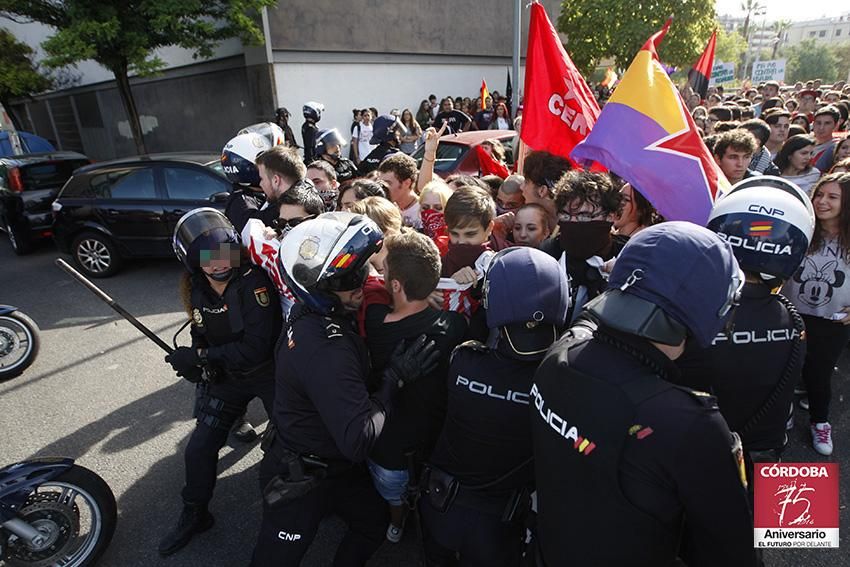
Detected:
left=207, top=268, right=234, bottom=283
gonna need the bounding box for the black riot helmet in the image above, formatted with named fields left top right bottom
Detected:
left=173, top=208, right=241, bottom=273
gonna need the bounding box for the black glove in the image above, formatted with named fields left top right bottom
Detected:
left=383, top=334, right=441, bottom=389
left=177, top=366, right=204, bottom=383
left=165, top=347, right=201, bottom=375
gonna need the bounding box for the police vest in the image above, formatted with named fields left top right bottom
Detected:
left=532, top=324, right=706, bottom=566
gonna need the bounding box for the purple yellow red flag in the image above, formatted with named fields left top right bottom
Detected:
left=571, top=19, right=729, bottom=225
left=480, top=79, right=490, bottom=111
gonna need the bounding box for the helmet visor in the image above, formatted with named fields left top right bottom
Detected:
left=173, top=208, right=239, bottom=267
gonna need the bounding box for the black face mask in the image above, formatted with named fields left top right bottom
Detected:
left=207, top=268, right=234, bottom=282
left=558, top=220, right=613, bottom=260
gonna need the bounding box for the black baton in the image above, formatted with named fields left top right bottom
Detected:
left=55, top=258, right=174, bottom=354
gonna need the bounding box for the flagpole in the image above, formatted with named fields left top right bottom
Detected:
left=512, top=0, right=521, bottom=114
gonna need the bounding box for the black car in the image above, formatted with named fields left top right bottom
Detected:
left=0, top=152, right=90, bottom=255
left=52, top=153, right=232, bottom=277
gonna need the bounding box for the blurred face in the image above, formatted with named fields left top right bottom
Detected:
left=420, top=192, right=444, bottom=212
left=442, top=99, right=453, bottom=112
left=785, top=100, right=798, bottom=112
left=715, top=147, right=752, bottom=184
left=812, top=115, right=837, bottom=143
left=813, top=182, right=842, bottom=223
left=200, top=243, right=240, bottom=281
left=276, top=204, right=314, bottom=237
left=706, top=114, right=721, bottom=134
left=485, top=97, right=493, bottom=110
left=481, top=142, right=493, bottom=157
left=402, top=110, right=413, bottom=124
left=449, top=220, right=492, bottom=245
left=792, top=116, right=809, bottom=131
left=763, top=84, right=779, bottom=98
left=496, top=188, right=524, bottom=212
left=512, top=208, right=550, bottom=247
left=789, top=145, right=814, bottom=171
left=307, top=167, right=337, bottom=194
left=339, top=187, right=357, bottom=211
left=558, top=198, right=609, bottom=223
left=768, top=117, right=790, bottom=146
left=800, top=94, right=816, bottom=112
left=688, top=94, right=700, bottom=108
left=361, top=110, right=372, bottom=123
left=836, top=140, right=850, bottom=162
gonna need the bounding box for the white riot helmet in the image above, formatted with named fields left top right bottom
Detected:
left=708, top=175, right=815, bottom=284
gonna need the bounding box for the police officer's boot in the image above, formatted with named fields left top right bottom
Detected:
left=230, top=414, right=257, bottom=443
left=158, top=501, right=215, bottom=557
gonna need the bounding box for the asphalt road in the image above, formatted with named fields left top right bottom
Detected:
left=0, top=237, right=848, bottom=567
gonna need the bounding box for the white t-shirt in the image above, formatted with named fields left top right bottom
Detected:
left=783, top=237, right=850, bottom=320
left=355, top=121, right=375, bottom=161
left=400, top=200, right=422, bottom=230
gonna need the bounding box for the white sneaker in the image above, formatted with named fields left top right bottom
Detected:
left=811, top=422, right=833, bottom=456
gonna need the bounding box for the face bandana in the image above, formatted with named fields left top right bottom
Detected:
left=558, top=220, right=613, bottom=261
left=421, top=208, right=446, bottom=239
left=441, top=242, right=490, bottom=277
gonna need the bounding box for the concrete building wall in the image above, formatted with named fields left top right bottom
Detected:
left=786, top=14, right=850, bottom=46
left=266, top=0, right=561, bottom=57
left=273, top=56, right=524, bottom=153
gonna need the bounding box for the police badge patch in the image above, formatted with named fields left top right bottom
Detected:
left=254, top=287, right=270, bottom=307
left=192, top=308, right=204, bottom=326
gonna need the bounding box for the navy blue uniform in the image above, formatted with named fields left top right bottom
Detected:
left=421, top=341, right=536, bottom=567
left=224, top=188, right=278, bottom=232
left=531, top=320, right=757, bottom=567
left=677, top=283, right=804, bottom=458
left=183, top=266, right=281, bottom=506
left=357, top=143, right=399, bottom=176
left=251, top=304, right=392, bottom=566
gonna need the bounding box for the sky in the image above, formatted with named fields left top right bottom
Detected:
left=715, top=0, right=849, bottom=23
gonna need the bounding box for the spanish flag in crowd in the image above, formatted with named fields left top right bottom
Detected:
left=480, top=79, right=490, bottom=110
left=687, top=30, right=717, bottom=101
left=571, top=19, right=728, bottom=225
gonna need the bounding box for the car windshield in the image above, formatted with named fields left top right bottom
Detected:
left=412, top=143, right=466, bottom=172
left=204, top=160, right=226, bottom=177
left=21, top=160, right=88, bottom=191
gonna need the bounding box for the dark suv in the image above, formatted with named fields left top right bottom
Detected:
left=52, top=153, right=231, bottom=277
left=0, top=152, right=90, bottom=254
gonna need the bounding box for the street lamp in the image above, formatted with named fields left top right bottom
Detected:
left=744, top=7, right=768, bottom=80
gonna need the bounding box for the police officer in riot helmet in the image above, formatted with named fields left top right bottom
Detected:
left=421, top=246, right=569, bottom=567
left=302, top=101, right=324, bottom=164
left=159, top=208, right=282, bottom=557
left=357, top=114, right=405, bottom=176
left=678, top=177, right=814, bottom=486
left=531, top=222, right=757, bottom=567
left=275, top=107, right=299, bottom=148
left=250, top=212, right=440, bottom=566
left=221, top=127, right=309, bottom=232
left=315, top=128, right=358, bottom=182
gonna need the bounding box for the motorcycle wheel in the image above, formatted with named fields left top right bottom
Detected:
left=0, top=311, right=40, bottom=380
left=3, top=465, right=117, bottom=567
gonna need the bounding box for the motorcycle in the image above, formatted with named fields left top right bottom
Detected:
left=0, top=306, right=40, bottom=381
left=0, top=458, right=116, bottom=566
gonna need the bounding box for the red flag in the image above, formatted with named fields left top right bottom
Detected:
left=520, top=1, right=600, bottom=161
left=480, top=80, right=490, bottom=111
left=687, top=30, right=717, bottom=100
left=474, top=144, right=511, bottom=178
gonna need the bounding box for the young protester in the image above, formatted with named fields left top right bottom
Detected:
left=776, top=134, right=821, bottom=195
left=511, top=204, right=551, bottom=248
left=336, top=179, right=388, bottom=212
left=783, top=173, right=850, bottom=455
left=364, top=230, right=467, bottom=543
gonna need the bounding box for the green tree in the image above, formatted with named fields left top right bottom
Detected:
left=0, top=28, right=52, bottom=112
left=786, top=39, right=839, bottom=83
left=739, top=0, right=763, bottom=43
left=832, top=42, right=850, bottom=83
left=714, top=25, right=747, bottom=67
left=558, top=0, right=716, bottom=76
left=0, top=0, right=275, bottom=154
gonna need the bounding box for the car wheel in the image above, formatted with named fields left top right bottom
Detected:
left=4, top=218, right=32, bottom=256
left=72, top=231, right=121, bottom=278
